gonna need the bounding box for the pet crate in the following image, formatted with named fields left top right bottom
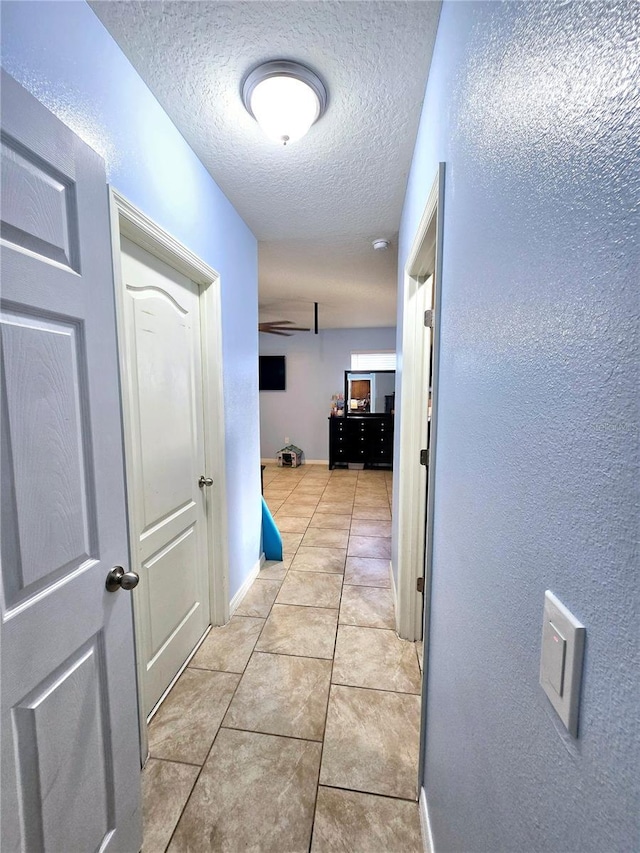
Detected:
left=276, top=444, right=303, bottom=467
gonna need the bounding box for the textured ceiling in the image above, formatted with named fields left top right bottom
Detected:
left=90, top=0, right=441, bottom=329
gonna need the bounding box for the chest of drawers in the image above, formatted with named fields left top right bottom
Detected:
left=328, top=415, right=393, bottom=469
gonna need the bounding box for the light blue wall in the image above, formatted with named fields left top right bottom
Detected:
left=397, top=1, right=639, bottom=851
left=260, top=328, right=396, bottom=462
left=1, top=0, right=261, bottom=600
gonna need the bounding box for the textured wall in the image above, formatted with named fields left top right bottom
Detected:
left=259, top=328, right=396, bottom=461
left=1, top=1, right=261, bottom=601
left=397, top=1, right=640, bottom=851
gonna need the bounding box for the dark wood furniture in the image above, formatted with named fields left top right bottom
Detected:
left=328, top=415, right=393, bottom=469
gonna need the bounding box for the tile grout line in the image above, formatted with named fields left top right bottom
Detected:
left=306, top=468, right=350, bottom=852
left=329, top=680, right=422, bottom=698
left=318, top=781, right=421, bottom=806
left=218, top=723, right=324, bottom=746
left=150, top=755, right=203, bottom=769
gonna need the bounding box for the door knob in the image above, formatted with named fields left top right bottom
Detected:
left=199, top=475, right=213, bottom=487
left=106, top=566, right=140, bottom=592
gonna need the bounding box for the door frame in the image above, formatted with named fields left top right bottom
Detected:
left=108, top=189, right=229, bottom=755
left=395, top=163, right=445, bottom=641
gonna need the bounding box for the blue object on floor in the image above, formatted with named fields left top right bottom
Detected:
left=261, top=496, right=283, bottom=561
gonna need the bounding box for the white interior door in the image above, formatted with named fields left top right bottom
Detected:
left=120, top=237, right=211, bottom=716
left=0, top=71, right=141, bottom=851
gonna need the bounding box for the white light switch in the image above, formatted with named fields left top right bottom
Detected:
left=539, top=591, right=585, bottom=737
left=542, top=620, right=566, bottom=696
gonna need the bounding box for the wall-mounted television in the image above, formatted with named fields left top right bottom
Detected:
left=259, top=355, right=286, bottom=391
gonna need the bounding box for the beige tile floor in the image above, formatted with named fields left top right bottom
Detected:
left=143, top=464, right=423, bottom=853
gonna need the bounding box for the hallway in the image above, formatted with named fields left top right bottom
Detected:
left=142, top=464, right=423, bottom=852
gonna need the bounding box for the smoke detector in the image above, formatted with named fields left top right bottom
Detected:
left=372, top=239, right=390, bottom=251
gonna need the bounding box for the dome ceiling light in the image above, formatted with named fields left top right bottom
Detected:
left=242, top=60, right=328, bottom=146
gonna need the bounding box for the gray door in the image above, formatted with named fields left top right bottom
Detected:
left=0, top=71, right=142, bottom=852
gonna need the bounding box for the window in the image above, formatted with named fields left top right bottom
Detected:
left=350, top=351, right=396, bottom=371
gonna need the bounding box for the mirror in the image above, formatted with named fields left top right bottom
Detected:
left=344, top=370, right=395, bottom=415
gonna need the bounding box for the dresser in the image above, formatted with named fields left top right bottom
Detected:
left=328, top=415, right=394, bottom=469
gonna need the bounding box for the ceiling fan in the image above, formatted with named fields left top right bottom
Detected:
left=259, top=303, right=320, bottom=336
left=258, top=319, right=310, bottom=336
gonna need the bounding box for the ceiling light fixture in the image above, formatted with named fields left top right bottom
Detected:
left=372, top=239, right=390, bottom=251
left=242, top=60, right=327, bottom=146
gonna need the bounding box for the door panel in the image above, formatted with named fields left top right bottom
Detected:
left=132, top=288, right=195, bottom=529
left=0, top=71, right=141, bottom=852
left=120, top=237, right=210, bottom=715
left=145, top=526, right=198, bottom=656
left=0, top=133, right=80, bottom=271
left=1, top=311, right=97, bottom=603
left=14, top=638, right=113, bottom=853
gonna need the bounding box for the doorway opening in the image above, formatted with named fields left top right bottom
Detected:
left=395, top=164, right=445, bottom=644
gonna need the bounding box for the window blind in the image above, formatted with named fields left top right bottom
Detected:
left=350, top=351, right=396, bottom=371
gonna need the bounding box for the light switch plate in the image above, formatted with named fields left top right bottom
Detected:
left=539, top=591, right=585, bottom=737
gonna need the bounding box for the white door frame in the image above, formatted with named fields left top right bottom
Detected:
left=395, top=164, right=445, bottom=641
left=108, top=189, right=229, bottom=753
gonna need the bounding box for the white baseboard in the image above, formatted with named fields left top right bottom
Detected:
left=419, top=787, right=435, bottom=853
left=261, top=458, right=328, bottom=467
left=229, top=554, right=264, bottom=616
